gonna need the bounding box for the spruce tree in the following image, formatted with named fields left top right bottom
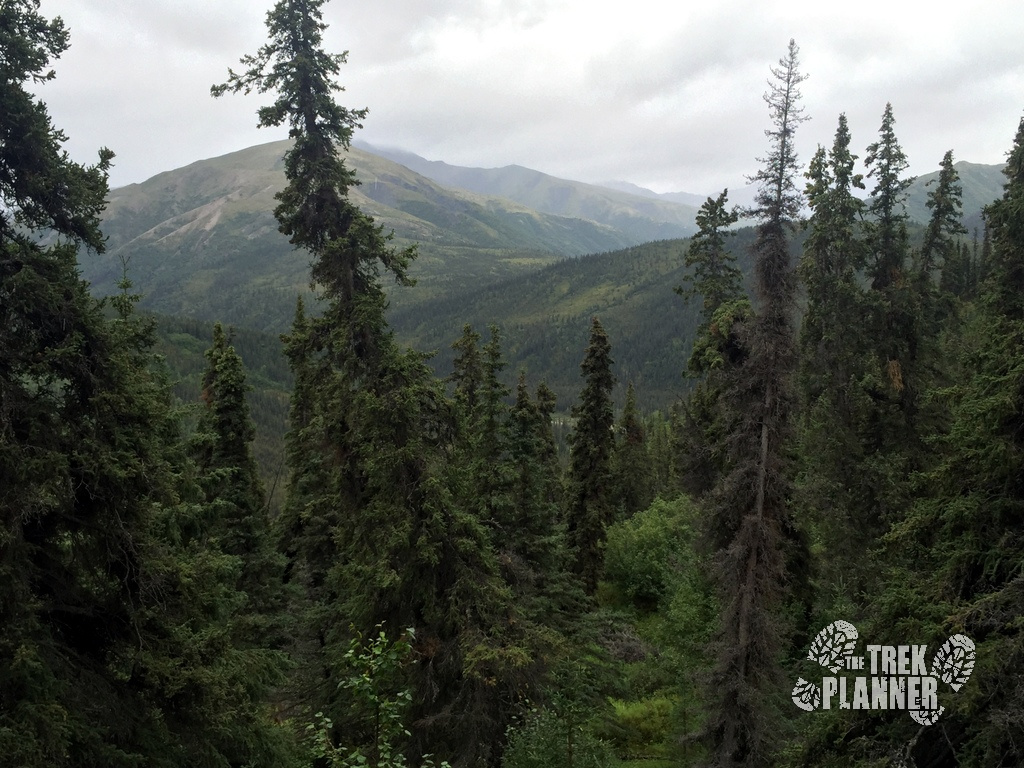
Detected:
left=566, top=317, right=616, bottom=595
left=798, top=114, right=866, bottom=397
left=192, top=322, right=287, bottom=637
left=863, top=103, right=918, bottom=404
left=879, top=116, right=1024, bottom=765
left=507, top=373, right=585, bottom=632
left=701, top=40, right=807, bottom=767
left=450, top=323, right=485, bottom=412
left=677, top=189, right=742, bottom=356
left=795, top=116, right=879, bottom=599
left=864, top=103, right=914, bottom=293
left=1, top=6, right=295, bottom=763
left=0, top=5, right=159, bottom=762
left=918, top=151, right=967, bottom=342
left=918, top=150, right=967, bottom=289
left=674, top=188, right=750, bottom=498
left=215, top=4, right=520, bottom=763
left=857, top=103, right=922, bottom=543
left=475, top=326, right=515, bottom=530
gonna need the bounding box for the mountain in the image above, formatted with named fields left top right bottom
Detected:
left=355, top=141, right=699, bottom=244
left=597, top=180, right=666, bottom=201
left=597, top=179, right=762, bottom=213
left=84, top=140, right=664, bottom=332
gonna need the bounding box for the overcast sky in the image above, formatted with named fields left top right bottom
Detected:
left=38, top=0, right=1024, bottom=195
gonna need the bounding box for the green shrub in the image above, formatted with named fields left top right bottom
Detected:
left=601, top=696, right=677, bottom=758
left=503, top=709, right=619, bottom=768
left=602, top=496, right=698, bottom=611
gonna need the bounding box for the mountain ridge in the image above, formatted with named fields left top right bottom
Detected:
left=353, top=139, right=700, bottom=243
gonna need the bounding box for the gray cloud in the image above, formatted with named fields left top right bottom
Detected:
left=38, top=0, right=1024, bottom=196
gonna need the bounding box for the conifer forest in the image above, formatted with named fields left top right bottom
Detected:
left=5, top=1, right=1024, bottom=767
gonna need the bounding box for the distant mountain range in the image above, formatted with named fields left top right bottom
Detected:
left=82, top=139, right=1008, bottom=401
left=82, top=139, right=706, bottom=332
left=356, top=140, right=700, bottom=244
left=596, top=179, right=759, bottom=210
left=600, top=161, right=1006, bottom=232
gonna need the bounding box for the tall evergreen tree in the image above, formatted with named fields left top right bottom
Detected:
left=192, top=322, right=287, bottom=637
left=1, top=5, right=295, bottom=764
left=857, top=103, right=922, bottom=541
left=475, top=326, right=515, bottom=529
left=798, top=114, right=866, bottom=397
left=507, top=373, right=585, bottom=631
left=677, top=189, right=742, bottom=361
left=675, top=188, right=750, bottom=498
left=795, top=116, right=879, bottom=600
left=918, top=150, right=967, bottom=342
left=566, top=317, right=616, bottom=595
left=701, top=39, right=807, bottom=767
left=918, top=150, right=967, bottom=289
left=215, top=4, right=523, bottom=763
left=450, top=324, right=486, bottom=413
left=877, top=116, right=1024, bottom=765
left=0, top=5, right=151, bottom=762
left=864, top=103, right=914, bottom=294
left=863, top=103, right=918, bottom=403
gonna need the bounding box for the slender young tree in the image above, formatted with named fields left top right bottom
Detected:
left=675, top=188, right=750, bottom=498
left=677, top=189, right=742, bottom=355
left=566, top=317, right=616, bottom=595
left=701, top=39, right=807, bottom=768
left=612, top=382, right=653, bottom=519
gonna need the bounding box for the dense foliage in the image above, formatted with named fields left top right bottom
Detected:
left=5, top=5, right=1024, bottom=768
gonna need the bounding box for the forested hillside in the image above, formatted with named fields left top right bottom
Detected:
left=4, top=2, right=1024, bottom=768
left=392, top=233, right=760, bottom=408
left=81, top=137, right=701, bottom=332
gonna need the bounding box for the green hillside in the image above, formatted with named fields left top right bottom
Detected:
left=390, top=231, right=761, bottom=410
left=102, top=145, right=1008, bottom=423
left=82, top=140, right=649, bottom=331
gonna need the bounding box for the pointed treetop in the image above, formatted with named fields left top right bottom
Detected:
left=749, top=38, right=810, bottom=227
left=865, top=102, right=914, bottom=224
left=919, top=149, right=966, bottom=278
left=212, top=0, right=413, bottom=293
left=678, top=188, right=742, bottom=327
